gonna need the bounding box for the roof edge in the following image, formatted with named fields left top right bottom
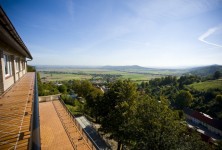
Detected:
left=0, top=6, right=33, bottom=59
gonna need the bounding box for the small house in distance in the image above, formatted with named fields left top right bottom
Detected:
left=0, top=6, right=32, bottom=94
left=184, top=108, right=222, bottom=141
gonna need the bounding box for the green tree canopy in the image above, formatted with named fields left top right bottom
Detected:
left=175, top=90, right=193, bottom=109
left=100, top=79, right=138, bottom=150
left=58, top=84, right=67, bottom=94
left=216, top=95, right=222, bottom=105
left=126, top=96, right=210, bottom=150
left=213, top=71, right=221, bottom=79
left=85, top=86, right=103, bottom=120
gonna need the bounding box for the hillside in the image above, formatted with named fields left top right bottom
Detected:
left=36, top=64, right=222, bottom=77
left=101, top=65, right=150, bottom=70
left=188, top=65, right=222, bottom=77
left=188, top=79, right=222, bottom=91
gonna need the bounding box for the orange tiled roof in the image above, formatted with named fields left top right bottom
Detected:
left=184, top=108, right=222, bottom=131
left=39, top=100, right=93, bottom=150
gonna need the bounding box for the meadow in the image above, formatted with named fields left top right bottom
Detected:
left=40, top=72, right=92, bottom=81
left=38, top=68, right=170, bottom=83
left=188, top=79, right=222, bottom=91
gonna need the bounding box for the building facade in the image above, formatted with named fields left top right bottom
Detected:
left=0, top=6, right=40, bottom=150
left=0, top=6, right=32, bottom=95
left=184, top=108, right=222, bottom=137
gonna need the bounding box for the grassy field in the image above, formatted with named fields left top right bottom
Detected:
left=38, top=68, right=124, bottom=74
left=120, top=73, right=163, bottom=81
left=37, top=66, right=185, bottom=83
left=39, top=69, right=167, bottom=82
left=40, top=72, right=164, bottom=82
left=188, top=79, right=222, bottom=91
left=40, top=72, right=92, bottom=81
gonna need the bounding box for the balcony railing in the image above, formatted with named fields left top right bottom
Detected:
left=0, top=72, right=40, bottom=149
left=57, top=97, right=110, bottom=150
left=29, top=72, right=41, bottom=150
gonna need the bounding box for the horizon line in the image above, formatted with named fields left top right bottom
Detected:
left=30, top=64, right=222, bottom=69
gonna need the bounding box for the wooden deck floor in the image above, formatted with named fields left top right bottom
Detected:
left=0, top=73, right=35, bottom=150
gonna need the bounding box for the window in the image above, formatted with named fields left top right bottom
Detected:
left=15, top=57, right=20, bottom=72
left=20, top=60, right=23, bottom=71
left=4, top=54, right=12, bottom=77
left=22, top=61, right=25, bottom=70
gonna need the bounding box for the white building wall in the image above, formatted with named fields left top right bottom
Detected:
left=0, top=49, right=27, bottom=94
left=3, top=76, right=14, bottom=91
left=186, top=114, right=222, bottom=136
left=15, top=73, right=19, bottom=81
left=19, top=71, right=23, bottom=78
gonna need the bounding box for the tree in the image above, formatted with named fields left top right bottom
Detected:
left=213, top=71, right=221, bottom=79
left=175, top=90, right=193, bottom=109
left=27, top=65, right=36, bottom=72
left=37, top=72, right=44, bottom=96
left=128, top=96, right=210, bottom=150
left=85, top=87, right=103, bottom=121
left=216, top=95, right=222, bottom=106
left=129, top=96, right=181, bottom=149
left=100, top=79, right=138, bottom=150
left=141, top=81, right=145, bottom=88
left=72, top=80, right=93, bottom=97
left=58, top=84, right=67, bottom=93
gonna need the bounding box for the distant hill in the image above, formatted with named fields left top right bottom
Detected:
left=35, top=64, right=222, bottom=77
left=101, top=65, right=189, bottom=75
left=101, top=65, right=152, bottom=70
left=188, top=65, right=222, bottom=76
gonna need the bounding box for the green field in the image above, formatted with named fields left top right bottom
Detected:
left=39, top=72, right=163, bottom=82
left=188, top=79, right=222, bottom=91
left=39, top=68, right=125, bottom=74
left=40, top=72, right=92, bottom=81
left=39, top=68, right=168, bottom=82
left=38, top=67, right=184, bottom=83
left=120, top=73, right=163, bottom=81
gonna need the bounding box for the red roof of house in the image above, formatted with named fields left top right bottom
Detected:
left=184, top=108, right=222, bottom=131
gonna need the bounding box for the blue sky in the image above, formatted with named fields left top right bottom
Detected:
left=1, top=0, right=222, bottom=67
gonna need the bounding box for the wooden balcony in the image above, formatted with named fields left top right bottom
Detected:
left=0, top=73, right=36, bottom=150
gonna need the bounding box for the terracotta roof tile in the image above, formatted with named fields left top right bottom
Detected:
left=184, top=108, right=222, bottom=131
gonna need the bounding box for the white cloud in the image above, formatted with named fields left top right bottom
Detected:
left=198, top=25, right=222, bottom=48
left=126, top=0, right=222, bottom=22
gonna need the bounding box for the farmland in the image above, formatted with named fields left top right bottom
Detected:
left=37, top=67, right=176, bottom=83
left=40, top=72, right=92, bottom=81
left=39, top=71, right=164, bottom=82
left=37, top=65, right=222, bottom=83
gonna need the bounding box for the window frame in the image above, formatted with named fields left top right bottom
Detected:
left=22, top=61, right=25, bottom=70
left=20, top=59, right=23, bottom=71
left=15, top=57, right=20, bottom=72
left=4, top=54, right=12, bottom=77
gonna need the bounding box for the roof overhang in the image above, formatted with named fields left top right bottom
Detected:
left=0, top=6, right=33, bottom=59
